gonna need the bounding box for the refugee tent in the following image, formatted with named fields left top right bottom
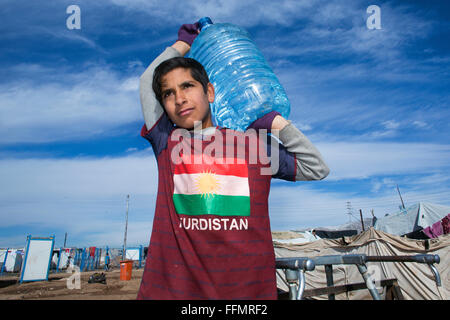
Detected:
left=51, top=251, right=58, bottom=268
left=274, top=227, right=449, bottom=300
left=374, top=202, right=450, bottom=238
left=1, top=249, right=24, bottom=272
left=59, top=248, right=72, bottom=269
left=51, top=248, right=72, bottom=270
left=0, top=249, right=6, bottom=271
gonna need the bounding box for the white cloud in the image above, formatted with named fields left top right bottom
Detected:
left=0, top=64, right=143, bottom=144
left=109, top=0, right=318, bottom=27
left=36, top=26, right=104, bottom=51
left=120, top=77, right=140, bottom=92
left=0, top=154, right=159, bottom=247
left=366, top=121, right=401, bottom=139
left=382, top=120, right=400, bottom=130
left=370, top=177, right=396, bottom=193
left=0, top=155, right=157, bottom=200
left=256, top=1, right=433, bottom=63
left=290, top=120, right=312, bottom=132
left=316, top=141, right=450, bottom=180
left=269, top=181, right=450, bottom=231
left=270, top=57, right=448, bottom=142
left=371, top=180, right=383, bottom=193
left=368, top=130, right=397, bottom=139
left=412, top=120, right=428, bottom=128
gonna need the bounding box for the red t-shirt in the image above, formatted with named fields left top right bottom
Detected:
left=137, top=114, right=295, bottom=300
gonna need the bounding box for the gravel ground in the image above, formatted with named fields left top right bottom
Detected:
left=0, top=268, right=143, bottom=300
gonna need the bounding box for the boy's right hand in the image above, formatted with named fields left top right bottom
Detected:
left=177, top=22, right=200, bottom=46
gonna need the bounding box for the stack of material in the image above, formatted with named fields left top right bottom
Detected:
left=274, top=227, right=449, bottom=300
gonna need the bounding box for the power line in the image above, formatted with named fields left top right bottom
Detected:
left=346, top=201, right=353, bottom=224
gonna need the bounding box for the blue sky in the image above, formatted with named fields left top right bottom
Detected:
left=1, top=0, right=449, bottom=248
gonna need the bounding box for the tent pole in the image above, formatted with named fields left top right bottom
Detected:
left=396, top=184, right=406, bottom=209
left=359, top=209, right=365, bottom=231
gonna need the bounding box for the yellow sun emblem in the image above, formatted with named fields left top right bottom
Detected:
left=194, top=170, right=221, bottom=198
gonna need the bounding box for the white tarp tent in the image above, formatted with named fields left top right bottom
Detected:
left=51, top=248, right=71, bottom=270
left=0, top=249, right=7, bottom=271
left=274, top=227, right=449, bottom=300
left=58, top=248, right=71, bottom=269
left=1, top=249, right=24, bottom=272
left=374, top=202, right=450, bottom=236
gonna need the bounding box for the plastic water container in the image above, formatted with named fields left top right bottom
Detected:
left=188, top=17, right=290, bottom=131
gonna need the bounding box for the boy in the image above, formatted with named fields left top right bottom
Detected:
left=137, top=23, right=329, bottom=300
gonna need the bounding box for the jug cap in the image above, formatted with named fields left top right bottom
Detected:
left=198, top=17, right=213, bottom=30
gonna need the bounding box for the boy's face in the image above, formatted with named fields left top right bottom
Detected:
left=160, top=67, right=215, bottom=129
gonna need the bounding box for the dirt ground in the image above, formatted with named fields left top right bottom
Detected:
left=0, top=268, right=143, bottom=300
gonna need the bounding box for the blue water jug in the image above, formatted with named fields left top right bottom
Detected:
left=188, top=17, right=290, bottom=131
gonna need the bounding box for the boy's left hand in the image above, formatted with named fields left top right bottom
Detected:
left=247, top=110, right=289, bottom=132
left=177, top=22, right=200, bottom=46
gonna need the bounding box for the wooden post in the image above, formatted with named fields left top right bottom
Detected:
left=122, top=195, right=130, bottom=260
left=359, top=209, right=365, bottom=231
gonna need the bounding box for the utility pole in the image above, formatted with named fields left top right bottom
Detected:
left=346, top=201, right=352, bottom=224
left=359, top=209, right=365, bottom=232
left=64, top=232, right=67, bottom=248
left=122, top=194, right=130, bottom=260
left=396, top=184, right=406, bottom=210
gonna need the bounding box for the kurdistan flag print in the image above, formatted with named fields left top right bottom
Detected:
left=173, top=154, right=250, bottom=216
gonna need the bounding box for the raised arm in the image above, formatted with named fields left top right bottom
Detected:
left=140, top=47, right=181, bottom=131
left=140, top=23, right=199, bottom=130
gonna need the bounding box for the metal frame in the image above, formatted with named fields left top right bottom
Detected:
left=302, top=278, right=404, bottom=300
left=276, top=253, right=441, bottom=300
left=19, top=235, right=55, bottom=283
left=276, top=257, right=316, bottom=300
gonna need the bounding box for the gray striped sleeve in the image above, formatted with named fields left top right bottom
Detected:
left=277, top=122, right=330, bottom=181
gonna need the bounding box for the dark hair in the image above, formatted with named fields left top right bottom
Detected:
left=152, top=57, right=210, bottom=106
